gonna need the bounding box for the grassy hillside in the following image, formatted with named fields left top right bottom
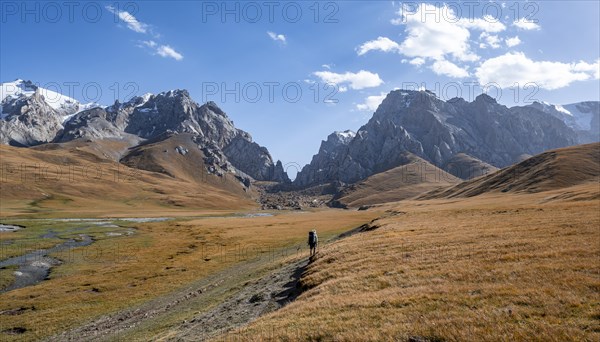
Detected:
left=0, top=140, right=257, bottom=217
left=120, top=133, right=256, bottom=198
left=421, top=143, right=600, bottom=199
left=441, top=153, right=499, bottom=180
left=333, top=154, right=460, bottom=208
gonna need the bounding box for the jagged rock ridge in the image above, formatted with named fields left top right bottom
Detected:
left=295, top=90, right=594, bottom=188
left=0, top=80, right=288, bottom=183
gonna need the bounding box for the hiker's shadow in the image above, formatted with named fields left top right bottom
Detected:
left=274, top=260, right=309, bottom=307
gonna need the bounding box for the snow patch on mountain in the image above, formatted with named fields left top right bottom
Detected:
left=1, top=79, right=102, bottom=121
left=136, top=93, right=154, bottom=107
left=1, top=79, right=36, bottom=101
left=531, top=101, right=598, bottom=133
left=335, top=130, right=356, bottom=141
left=562, top=103, right=595, bottom=131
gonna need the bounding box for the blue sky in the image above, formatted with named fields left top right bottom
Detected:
left=1, top=1, right=599, bottom=175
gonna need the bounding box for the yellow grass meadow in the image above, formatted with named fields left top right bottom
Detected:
left=0, top=209, right=379, bottom=341
left=220, top=191, right=600, bottom=341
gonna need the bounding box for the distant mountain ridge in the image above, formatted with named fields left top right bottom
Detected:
left=295, top=90, right=598, bottom=188
left=526, top=101, right=600, bottom=144
left=0, top=79, right=288, bottom=183
left=2, top=80, right=598, bottom=189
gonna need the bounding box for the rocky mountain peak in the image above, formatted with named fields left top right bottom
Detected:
left=1, top=79, right=288, bottom=183
left=374, top=89, right=442, bottom=119
left=328, top=130, right=355, bottom=145
left=204, top=101, right=227, bottom=116
left=525, top=100, right=599, bottom=143
left=294, top=88, right=584, bottom=188
left=318, top=130, right=354, bottom=157
left=474, top=93, right=498, bottom=106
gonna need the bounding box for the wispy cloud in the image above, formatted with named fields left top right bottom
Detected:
left=409, top=57, right=425, bottom=67
left=106, top=6, right=148, bottom=34
left=138, top=40, right=184, bottom=61
left=267, top=31, right=287, bottom=44
left=106, top=6, right=183, bottom=61
left=141, top=40, right=157, bottom=48
left=156, top=45, right=184, bottom=61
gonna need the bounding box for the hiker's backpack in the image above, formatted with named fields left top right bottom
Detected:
left=308, top=231, right=317, bottom=245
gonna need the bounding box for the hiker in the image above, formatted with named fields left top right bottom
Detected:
left=308, top=229, right=318, bottom=257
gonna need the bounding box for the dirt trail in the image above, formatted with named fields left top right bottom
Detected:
left=44, top=225, right=369, bottom=342
left=166, top=258, right=307, bottom=341
left=44, top=250, right=310, bottom=342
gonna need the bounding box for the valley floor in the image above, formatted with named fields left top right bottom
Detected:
left=1, top=184, right=598, bottom=341
left=0, top=209, right=378, bottom=341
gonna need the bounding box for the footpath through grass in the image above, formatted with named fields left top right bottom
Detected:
left=222, top=194, right=600, bottom=341
left=0, top=209, right=379, bottom=341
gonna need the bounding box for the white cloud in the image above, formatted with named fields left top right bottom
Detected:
left=409, top=57, right=426, bottom=67
left=391, top=3, right=479, bottom=62
left=572, top=60, right=600, bottom=79
left=357, top=92, right=387, bottom=112
left=156, top=45, right=184, bottom=61
left=479, top=32, right=501, bottom=49
left=142, top=40, right=157, bottom=48
left=106, top=6, right=148, bottom=33
left=366, top=4, right=510, bottom=65
left=138, top=40, right=184, bottom=61
left=321, top=64, right=332, bottom=69
left=357, top=37, right=401, bottom=55
left=458, top=15, right=506, bottom=33
left=267, top=31, right=287, bottom=44
left=513, top=18, right=541, bottom=30
left=475, top=52, right=597, bottom=90
left=313, top=70, right=384, bottom=90
left=430, top=60, right=469, bottom=78
left=505, top=36, right=521, bottom=47
left=339, top=86, right=348, bottom=93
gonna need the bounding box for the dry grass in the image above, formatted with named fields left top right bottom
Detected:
left=0, top=142, right=256, bottom=217
left=335, top=155, right=460, bottom=208
left=222, top=189, right=600, bottom=341
left=442, top=153, right=499, bottom=180
left=0, top=209, right=379, bottom=341
left=422, top=143, right=600, bottom=199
